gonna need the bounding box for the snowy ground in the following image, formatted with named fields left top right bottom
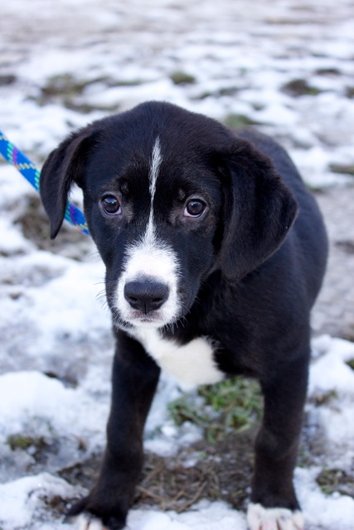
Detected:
left=0, top=1, right=354, bottom=529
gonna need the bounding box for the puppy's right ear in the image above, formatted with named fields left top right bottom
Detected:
left=40, top=126, right=96, bottom=238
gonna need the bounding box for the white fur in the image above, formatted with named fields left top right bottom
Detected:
left=132, top=328, right=224, bottom=389
left=145, top=136, right=162, bottom=242
left=76, top=514, right=106, bottom=530
left=247, top=503, right=304, bottom=530
left=116, top=137, right=180, bottom=327
left=149, top=138, right=161, bottom=205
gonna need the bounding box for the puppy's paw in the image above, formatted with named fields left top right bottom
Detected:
left=76, top=513, right=107, bottom=530
left=73, top=513, right=125, bottom=530
left=247, top=503, right=304, bottom=530
left=67, top=497, right=126, bottom=530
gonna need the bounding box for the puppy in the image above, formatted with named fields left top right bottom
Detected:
left=40, top=101, right=328, bottom=530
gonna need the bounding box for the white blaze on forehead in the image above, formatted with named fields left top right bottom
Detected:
left=146, top=136, right=162, bottom=243
left=149, top=136, right=162, bottom=203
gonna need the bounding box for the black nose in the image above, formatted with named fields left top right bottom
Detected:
left=124, top=278, right=169, bottom=314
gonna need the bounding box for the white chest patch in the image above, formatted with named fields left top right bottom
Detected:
left=132, top=328, right=224, bottom=390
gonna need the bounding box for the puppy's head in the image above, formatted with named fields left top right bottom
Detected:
left=40, top=102, right=297, bottom=330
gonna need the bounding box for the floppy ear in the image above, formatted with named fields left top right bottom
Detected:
left=219, top=139, right=298, bottom=281
left=40, top=126, right=95, bottom=239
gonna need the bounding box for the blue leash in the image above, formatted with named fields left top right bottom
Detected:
left=0, top=129, right=89, bottom=236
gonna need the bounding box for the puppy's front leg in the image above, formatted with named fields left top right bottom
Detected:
left=69, top=330, right=160, bottom=530
left=248, top=351, right=310, bottom=530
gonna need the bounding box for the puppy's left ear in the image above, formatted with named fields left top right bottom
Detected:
left=40, top=126, right=96, bottom=239
left=219, top=139, right=298, bottom=281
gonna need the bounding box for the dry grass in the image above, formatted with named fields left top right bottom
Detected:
left=135, top=429, right=256, bottom=512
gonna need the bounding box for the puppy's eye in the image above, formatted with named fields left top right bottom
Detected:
left=184, top=198, right=207, bottom=218
left=100, top=194, right=122, bottom=216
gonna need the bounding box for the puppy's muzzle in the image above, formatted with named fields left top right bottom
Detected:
left=124, top=277, right=169, bottom=315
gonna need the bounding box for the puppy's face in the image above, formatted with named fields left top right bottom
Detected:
left=82, top=133, right=223, bottom=330
left=40, top=102, right=298, bottom=332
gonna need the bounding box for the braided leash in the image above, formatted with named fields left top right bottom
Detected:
left=0, top=129, right=89, bottom=236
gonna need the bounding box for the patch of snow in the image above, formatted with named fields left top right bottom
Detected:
left=309, top=336, right=354, bottom=395
left=0, top=473, right=76, bottom=530
left=297, top=468, right=354, bottom=530
left=0, top=217, right=34, bottom=255
left=307, top=336, right=354, bottom=467
left=128, top=501, right=247, bottom=530
left=0, top=371, right=107, bottom=441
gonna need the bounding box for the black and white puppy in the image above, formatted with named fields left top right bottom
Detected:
left=40, top=101, right=328, bottom=530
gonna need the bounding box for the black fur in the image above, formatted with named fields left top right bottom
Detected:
left=40, top=101, right=328, bottom=529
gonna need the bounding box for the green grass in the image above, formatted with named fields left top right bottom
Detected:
left=7, top=433, right=45, bottom=451
left=329, top=163, right=354, bottom=177
left=170, top=71, right=196, bottom=85
left=282, top=79, right=322, bottom=97
left=169, top=377, right=262, bottom=443
left=346, top=358, right=354, bottom=370
left=223, top=113, right=259, bottom=129
left=317, top=468, right=354, bottom=497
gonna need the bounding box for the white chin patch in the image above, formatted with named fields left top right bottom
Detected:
left=247, top=503, right=304, bottom=530
left=76, top=513, right=106, bottom=530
